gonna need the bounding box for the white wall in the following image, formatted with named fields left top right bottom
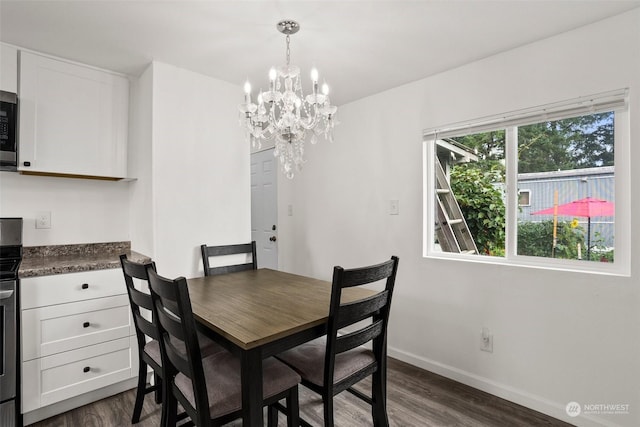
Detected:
left=0, top=173, right=130, bottom=246
left=127, top=64, right=154, bottom=257
left=279, top=9, right=640, bottom=427
left=142, top=62, right=250, bottom=278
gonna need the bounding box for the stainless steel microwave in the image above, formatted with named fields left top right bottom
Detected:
left=0, top=91, right=18, bottom=171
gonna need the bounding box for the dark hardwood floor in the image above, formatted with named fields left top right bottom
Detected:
left=29, top=357, right=573, bottom=427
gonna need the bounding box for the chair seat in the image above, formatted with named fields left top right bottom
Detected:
left=174, top=352, right=301, bottom=419
left=142, top=340, right=162, bottom=366
left=197, top=332, right=228, bottom=358
left=277, top=337, right=376, bottom=387
left=143, top=334, right=226, bottom=367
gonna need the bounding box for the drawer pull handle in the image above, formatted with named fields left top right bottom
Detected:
left=81, top=283, right=89, bottom=290
left=83, top=322, right=90, bottom=328
left=83, top=366, right=91, bottom=373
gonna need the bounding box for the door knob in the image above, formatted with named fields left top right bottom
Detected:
left=269, top=236, right=277, bottom=242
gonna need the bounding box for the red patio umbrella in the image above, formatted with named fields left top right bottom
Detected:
left=532, top=197, right=615, bottom=259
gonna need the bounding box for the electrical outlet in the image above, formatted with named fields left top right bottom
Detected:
left=36, top=211, right=51, bottom=229
left=480, top=327, right=493, bottom=353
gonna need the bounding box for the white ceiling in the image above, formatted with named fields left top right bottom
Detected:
left=1, top=1, right=639, bottom=106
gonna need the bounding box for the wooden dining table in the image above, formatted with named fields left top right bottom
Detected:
left=186, top=268, right=377, bottom=427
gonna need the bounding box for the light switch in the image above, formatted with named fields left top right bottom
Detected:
left=389, top=200, right=399, bottom=215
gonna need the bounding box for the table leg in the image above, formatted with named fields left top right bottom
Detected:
left=241, top=348, right=263, bottom=427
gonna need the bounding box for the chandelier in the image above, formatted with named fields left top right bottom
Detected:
left=239, top=20, right=338, bottom=179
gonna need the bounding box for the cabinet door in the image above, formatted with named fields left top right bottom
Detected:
left=18, top=51, right=128, bottom=178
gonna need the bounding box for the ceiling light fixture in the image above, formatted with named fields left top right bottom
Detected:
left=239, top=20, right=338, bottom=179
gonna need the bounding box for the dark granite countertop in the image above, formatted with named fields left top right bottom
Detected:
left=19, top=241, right=151, bottom=278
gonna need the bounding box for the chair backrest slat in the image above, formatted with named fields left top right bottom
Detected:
left=205, top=243, right=254, bottom=257
left=134, top=311, right=159, bottom=340
left=200, top=242, right=257, bottom=276
left=339, top=260, right=396, bottom=288
left=128, top=286, right=153, bottom=311
left=334, top=320, right=384, bottom=355
left=336, top=291, right=389, bottom=329
left=206, top=263, right=255, bottom=276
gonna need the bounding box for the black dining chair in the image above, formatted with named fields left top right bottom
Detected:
left=121, top=254, right=226, bottom=426
left=276, top=256, right=399, bottom=427
left=146, top=266, right=301, bottom=427
left=119, top=254, right=164, bottom=424
left=200, top=241, right=257, bottom=276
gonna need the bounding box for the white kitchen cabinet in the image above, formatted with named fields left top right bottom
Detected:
left=18, top=51, right=129, bottom=178
left=20, top=269, right=137, bottom=413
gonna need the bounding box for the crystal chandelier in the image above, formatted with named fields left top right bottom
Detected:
left=239, top=20, right=338, bottom=179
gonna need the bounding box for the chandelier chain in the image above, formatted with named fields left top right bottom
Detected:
left=286, top=34, right=291, bottom=66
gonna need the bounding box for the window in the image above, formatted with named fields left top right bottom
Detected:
left=424, top=90, right=629, bottom=274
left=518, top=190, right=531, bottom=207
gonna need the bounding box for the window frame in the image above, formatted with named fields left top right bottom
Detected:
left=518, top=189, right=531, bottom=207
left=423, top=90, right=630, bottom=276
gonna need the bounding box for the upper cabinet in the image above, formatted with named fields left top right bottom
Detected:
left=0, top=43, right=18, bottom=92
left=18, top=51, right=129, bottom=179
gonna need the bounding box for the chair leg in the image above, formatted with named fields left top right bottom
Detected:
left=267, top=404, right=279, bottom=427
left=132, top=361, right=147, bottom=423
left=371, top=370, right=389, bottom=427
left=322, top=393, right=334, bottom=427
left=164, top=385, right=177, bottom=427
left=286, top=386, right=300, bottom=427
left=154, top=372, right=163, bottom=404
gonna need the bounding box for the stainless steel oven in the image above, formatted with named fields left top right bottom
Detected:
left=0, top=279, right=17, bottom=425
left=0, top=91, right=18, bottom=171
left=0, top=218, right=22, bottom=427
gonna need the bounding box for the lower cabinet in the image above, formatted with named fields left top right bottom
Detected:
left=22, top=337, right=137, bottom=412
left=20, top=269, right=138, bottom=414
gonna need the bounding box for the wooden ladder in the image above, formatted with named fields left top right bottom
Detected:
left=434, top=158, right=479, bottom=254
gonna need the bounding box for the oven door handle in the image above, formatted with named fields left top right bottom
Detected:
left=0, top=289, right=14, bottom=299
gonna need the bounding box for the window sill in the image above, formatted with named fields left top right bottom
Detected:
left=424, top=251, right=630, bottom=277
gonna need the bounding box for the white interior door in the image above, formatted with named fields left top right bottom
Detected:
left=251, top=149, right=278, bottom=269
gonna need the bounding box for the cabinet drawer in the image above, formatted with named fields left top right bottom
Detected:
left=22, top=294, right=132, bottom=361
left=21, top=269, right=125, bottom=309
left=22, top=337, right=135, bottom=412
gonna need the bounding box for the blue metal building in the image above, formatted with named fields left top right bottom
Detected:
left=517, top=166, right=614, bottom=248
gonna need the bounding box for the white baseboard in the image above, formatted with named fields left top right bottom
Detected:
left=388, top=347, right=626, bottom=427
